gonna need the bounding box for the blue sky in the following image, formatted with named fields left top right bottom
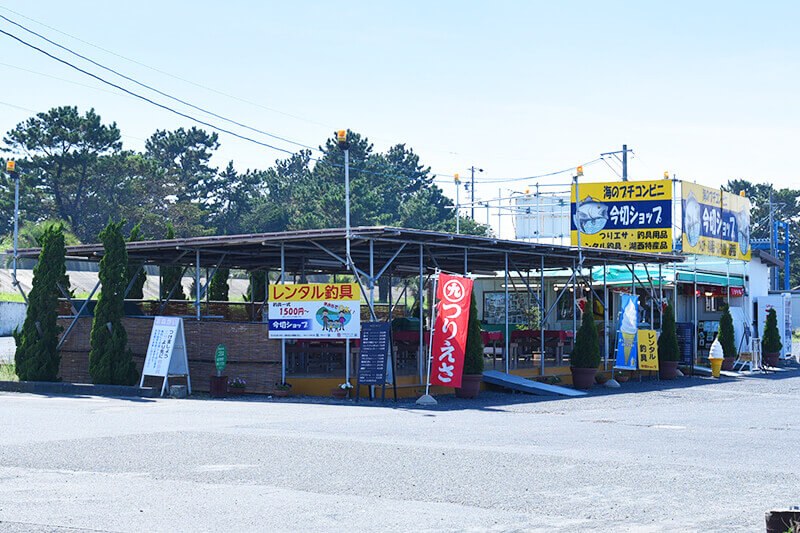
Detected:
left=1, top=0, right=798, bottom=230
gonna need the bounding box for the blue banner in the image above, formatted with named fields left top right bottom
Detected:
left=615, top=294, right=639, bottom=370
left=269, top=318, right=312, bottom=332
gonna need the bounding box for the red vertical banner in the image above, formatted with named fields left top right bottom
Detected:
left=430, top=273, right=474, bottom=388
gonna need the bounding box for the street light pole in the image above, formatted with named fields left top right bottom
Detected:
left=7, top=160, right=25, bottom=303
left=337, top=130, right=351, bottom=260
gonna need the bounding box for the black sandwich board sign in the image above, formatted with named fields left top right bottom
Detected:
left=355, top=321, right=396, bottom=402
left=676, top=322, right=694, bottom=365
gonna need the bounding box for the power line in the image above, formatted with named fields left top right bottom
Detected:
left=0, top=13, right=452, bottom=180
left=0, top=4, right=333, bottom=130
left=0, top=28, right=458, bottom=186
left=0, top=15, right=628, bottom=191
left=0, top=13, right=321, bottom=153
left=0, top=5, right=470, bottom=159
left=470, top=158, right=604, bottom=184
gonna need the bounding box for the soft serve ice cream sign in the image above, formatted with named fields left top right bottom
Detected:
left=615, top=294, right=640, bottom=369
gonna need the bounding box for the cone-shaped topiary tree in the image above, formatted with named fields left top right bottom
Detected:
left=571, top=301, right=601, bottom=369
left=718, top=304, right=737, bottom=359
left=762, top=308, right=783, bottom=354
left=89, top=220, right=138, bottom=385
left=658, top=302, right=680, bottom=362
left=160, top=224, right=186, bottom=300
left=246, top=270, right=267, bottom=302
left=125, top=222, right=147, bottom=300
left=14, top=224, right=66, bottom=381
left=209, top=268, right=230, bottom=301
left=462, top=291, right=484, bottom=375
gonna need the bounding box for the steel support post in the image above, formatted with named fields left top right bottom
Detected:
left=604, top=260, right=609, bottom=370
left=419, top=243, right=425, bottom=384
left=572, top=259, right=577, bottom=337
left=281, top=242, right=287, bottom=384
left=693, top=256, right=698, bottom=369
left=541, top=255, right=545, bottom=375
left=658, top=263, right=663, bottom=331
left=504, top=252, right=510, bottom=373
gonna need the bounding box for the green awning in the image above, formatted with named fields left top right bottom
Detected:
left=590, top=266, right=671, bottom=285
left=590, top=266, right=744, bottom=288
left=675, top=271, right=744, bottom=287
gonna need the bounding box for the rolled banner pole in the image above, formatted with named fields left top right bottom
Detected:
left=417, top=269, right=440, bottom=405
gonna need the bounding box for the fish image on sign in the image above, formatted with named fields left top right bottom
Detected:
left=573, top=196, right=609, bottom=235
left=684, top=192, right=702, bottom=247
left=737, top=208, right=750, bottom=255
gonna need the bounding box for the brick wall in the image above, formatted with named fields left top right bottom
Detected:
left=57, top=317, right=282, bottom=393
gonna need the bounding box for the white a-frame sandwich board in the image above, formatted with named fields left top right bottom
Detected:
left=140, top=316, right=191, bottom=396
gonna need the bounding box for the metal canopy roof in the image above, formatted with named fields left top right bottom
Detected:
left=14, top=226, right=683, bottom=274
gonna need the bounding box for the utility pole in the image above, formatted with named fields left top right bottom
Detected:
left=622, top=143, right=628, bottom=181
left=769, top=186, right=775, bottom=289
left=600, top=145, right=633, bottom=181
left=454, top=173, right=460, bottom=234
left=468, top=166, right=483, bottom=219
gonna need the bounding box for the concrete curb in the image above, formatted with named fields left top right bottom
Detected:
left=0, top=380, right=159, bottom=398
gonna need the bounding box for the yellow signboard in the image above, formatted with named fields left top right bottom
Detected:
left=637, top=329, right=659, bottom=371
left=681, top=182, right=751, bottom=261
left=570, top=180, right=673, bottom=252
left=269, top=283, right=360, bottom=302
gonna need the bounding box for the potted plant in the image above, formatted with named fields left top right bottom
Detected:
left=455, top=292, right=484, bottom=399
left=595, top=372, right=609, bottom=385
left=228, top=377, right=246, bottom=396
left=570, top=301, right=602, bottom=390
left=761, top=308, right=783, bottom=367
left=332, top=382, right=352, bottom=399
left=274, top=382, right=292, bottom=398
left=657, top=302, right=681, bottom=379
left=615, top=370, right=629, bottom=383
left=718, top=305, right=737, bottom=371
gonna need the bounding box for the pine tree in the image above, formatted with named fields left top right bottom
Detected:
left=571, top=301, right=601, bottom=368
left=89, top=220, right=138, bottom=385
left=658, top=302, right=680, bottom=362
left=462, top=291, right=484, bottom=375
left=718, top=304, right=737, bottom=359
left=125, top=222, right=147, bottom=300
left=14, top=224, right=67, bottom=381
left=159, top=224, right=186, bottom=300
left=209, top=267, right=230, bottom=301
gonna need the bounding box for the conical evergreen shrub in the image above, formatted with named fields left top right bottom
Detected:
left=719, top=304, right=737, bottom=359
left=14, top=224, right=67, bottom=381
left=209, top=268, right=230, bottom=301
left=246, top=270, right=267, bottom=302
left=160, top=224, right=186, bottom=300
left=658, top=302, right=680, bottom=362
left=570, top=302, right=601, bottom=368
left=125, top=222, right=147, bottom=300
left=89, top=220, right=138, bottom=385
left=762, top=308, right=783, bottom=354
left=462, top=291, right=484, bottom=375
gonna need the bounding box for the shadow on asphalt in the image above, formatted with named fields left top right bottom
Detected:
left=185, top=365, right=800, bottom=412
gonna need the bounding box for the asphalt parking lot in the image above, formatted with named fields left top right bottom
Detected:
left=1, top=370, right=799, bottom=532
